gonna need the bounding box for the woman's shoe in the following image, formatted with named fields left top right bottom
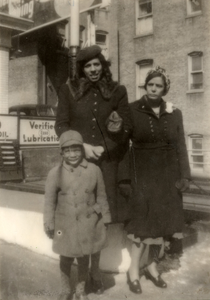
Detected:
left=126, top=272, right=142, bottom=294
left=90, top=277, right=104, bottom=295
left=144, top=269, right=167, bottom=288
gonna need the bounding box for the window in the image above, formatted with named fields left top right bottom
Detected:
left=188, top=51, right=203, bottom=90
left=96, top=30, right=109, bottom=60
left=136, top=0, right=153, bottom=36
left=186, top=0, right=202, bottom=15
left=188, top=134, right=204, bottom=171
left=136, top=59, right=153, bottom=99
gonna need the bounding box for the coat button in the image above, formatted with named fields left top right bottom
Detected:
left=94, top=109, right=97, bottom=112
left=92, top=135, right=95, bottom=138
left=94, top=102, right=97, bottom=105
left=94, top=93, right=97, bottom=97
left=92, top=118, right=96, bottom=122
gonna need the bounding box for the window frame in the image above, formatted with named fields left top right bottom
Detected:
left=95, top=30, right=109, bottom=60
left=135, top=0, right=153, bottom=37
left=188, top=51, right=203, bottom=91
left=186, top=0, right=202, bottom=16
left=188, top=134, right=204, bottom=171
left=136, top=59, right=153, bottom=99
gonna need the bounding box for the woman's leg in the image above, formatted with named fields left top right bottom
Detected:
left=126, top=242, right=144, bottom=294
left=128, top=242, right=145, bottom=281
left=146, top=244, right=161, bottom=278
left=144, top=244, right=167, bottom=288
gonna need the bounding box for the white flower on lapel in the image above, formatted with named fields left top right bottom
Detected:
left=165, top=102, right=174, bottom=113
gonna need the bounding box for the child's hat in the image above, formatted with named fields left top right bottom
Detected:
left=60, top=130, right=83, bottom=148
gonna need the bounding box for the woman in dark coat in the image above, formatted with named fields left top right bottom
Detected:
left=55, top=45, right=132, bottom=293
left=126, top=66, right=191, bottom=294
left=55, top=45, right=132, bottom=222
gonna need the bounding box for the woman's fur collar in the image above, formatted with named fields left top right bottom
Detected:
left=67, top=76, right=119, bottom=101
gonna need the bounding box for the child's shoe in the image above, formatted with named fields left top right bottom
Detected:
left=58, top=271, right=71, bottom=300
left=73, top=281, right=89, bottom=300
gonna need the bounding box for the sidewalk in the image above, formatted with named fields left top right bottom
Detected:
left=1, top=227, right=210, bottom=300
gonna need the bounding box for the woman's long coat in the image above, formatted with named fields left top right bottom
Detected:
left=55, top=83, right=132, bottom=221
left=126, top=96, right=191, bottom=238
left=44, top=159, right=111, bottom=257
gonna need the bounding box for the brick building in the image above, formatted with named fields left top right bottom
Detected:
left=108, top=0, right=210, bottom=180
left=5, top=0, right=210, bottom=180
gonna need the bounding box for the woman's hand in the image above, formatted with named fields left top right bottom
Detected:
left=92, top=146, right=104, bottom=159
left=83, top=143, right=98, bottom=160
left=175, top=178, right=190, bottom=192
left=83, top=143, right=104, bottom=160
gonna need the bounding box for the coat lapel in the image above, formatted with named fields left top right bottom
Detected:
left=135, top=95, right=171, bottom=118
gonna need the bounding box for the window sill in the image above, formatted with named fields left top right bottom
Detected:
left=186, top=89, right=204, bottom=94
left=186, top=12, right=202, bottom=19
left=137, top=13, right=153, bottom=20
left=134, top=33, right=153, bottom=39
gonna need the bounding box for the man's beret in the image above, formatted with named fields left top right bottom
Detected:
left=76, top=45, right=102, bottom=63
left=60, top=130, right=83, bottom=148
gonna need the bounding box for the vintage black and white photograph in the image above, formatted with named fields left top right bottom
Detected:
left=0, top=0, right=210, bottom=299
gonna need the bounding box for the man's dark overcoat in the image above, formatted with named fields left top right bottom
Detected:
left=55, top=83, right=132, bottom=221
left=126, top=96, right=191, bottom=238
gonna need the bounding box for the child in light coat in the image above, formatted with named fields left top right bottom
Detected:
left=44, top=130, right=111, bottom=300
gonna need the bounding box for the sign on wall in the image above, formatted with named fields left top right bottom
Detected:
left=0, top=0, right=34, bottom=19
left=0, top=115, right=18, bottom=140
left=19, top=118, right=59, bottom=146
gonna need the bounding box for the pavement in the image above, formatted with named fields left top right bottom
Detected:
left=0, top=181, right=210, bottom=300
left=1, top=222, right=210, bottom=300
